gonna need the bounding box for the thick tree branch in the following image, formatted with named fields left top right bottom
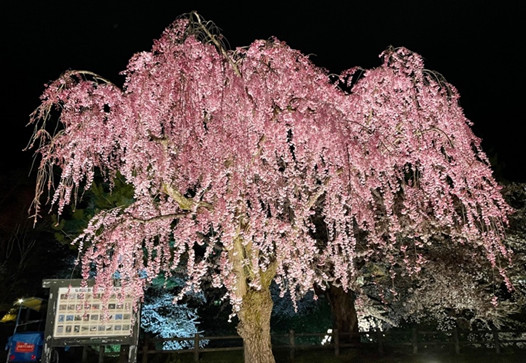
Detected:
left=162, top=183, right=213, bottom=211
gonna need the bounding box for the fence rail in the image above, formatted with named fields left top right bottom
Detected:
left=138, top=327, right=526, bottom=362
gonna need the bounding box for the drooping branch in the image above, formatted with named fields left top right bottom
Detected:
left=26, top=14, right=512, bottom=341
left=188, top=11, right=241, bottom=77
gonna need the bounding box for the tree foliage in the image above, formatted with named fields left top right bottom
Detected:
left=28, top=12, right=511, bottom=333
left=0, top=170, right=73, bottom=309
left=141, top=289, right=207, bottom=350
left=51, top=175, right=134, bottom=246
left=354, top=183, right=526, bottom=331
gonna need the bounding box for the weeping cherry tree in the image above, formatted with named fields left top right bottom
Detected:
left=27, top=13, right=512, bottom=363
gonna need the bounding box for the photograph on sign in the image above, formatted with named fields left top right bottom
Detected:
left=53, top=287, right=134, bottom=338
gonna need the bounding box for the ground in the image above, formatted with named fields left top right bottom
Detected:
left=71, top=344, right=526, bottom=363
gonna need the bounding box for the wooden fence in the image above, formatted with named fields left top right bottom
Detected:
left=138, top=327, right=526, bottom=362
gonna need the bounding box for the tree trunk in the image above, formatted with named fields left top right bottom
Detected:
left=328, top=286, right=360, bottom=345
left=237, top=287, right=275, bottom=363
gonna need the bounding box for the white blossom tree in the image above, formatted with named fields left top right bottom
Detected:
left=141, top=291, right=207, bottom=350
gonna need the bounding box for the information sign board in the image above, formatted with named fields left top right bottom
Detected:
left=41, top=279, right=139, bottom=363
left=53, top=286, right=135, bottom=338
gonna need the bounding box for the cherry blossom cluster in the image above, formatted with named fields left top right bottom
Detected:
left=28, top=16, right=511, bottom=313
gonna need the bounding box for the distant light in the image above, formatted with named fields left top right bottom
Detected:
left=321, top=329, right=332, bottom=345
left=18, top=298, right=24, bottom=304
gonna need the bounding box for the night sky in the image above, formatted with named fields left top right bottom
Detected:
left=2, top=1, right=524, bottom=182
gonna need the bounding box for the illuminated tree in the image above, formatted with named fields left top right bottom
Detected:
left=355, top=238, right=520, bottom=333
left=141, top=289, right=207, bottom=351
left=27, top=13, right=512, bottom=363
left=353, top=183, right=526, bottom=334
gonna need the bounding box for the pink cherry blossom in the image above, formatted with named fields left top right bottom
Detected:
left=28, top=14, right=511, bottom=329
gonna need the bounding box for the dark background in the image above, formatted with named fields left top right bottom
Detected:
left=2, top=0, right=524, bottom=182
left=0, top=0, right=524, bottom=355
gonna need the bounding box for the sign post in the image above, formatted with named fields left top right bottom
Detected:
left=42, top=279, right=140, bottom=363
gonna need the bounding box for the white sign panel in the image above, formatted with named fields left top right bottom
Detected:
left=53, top=286, right=134, bottom=338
